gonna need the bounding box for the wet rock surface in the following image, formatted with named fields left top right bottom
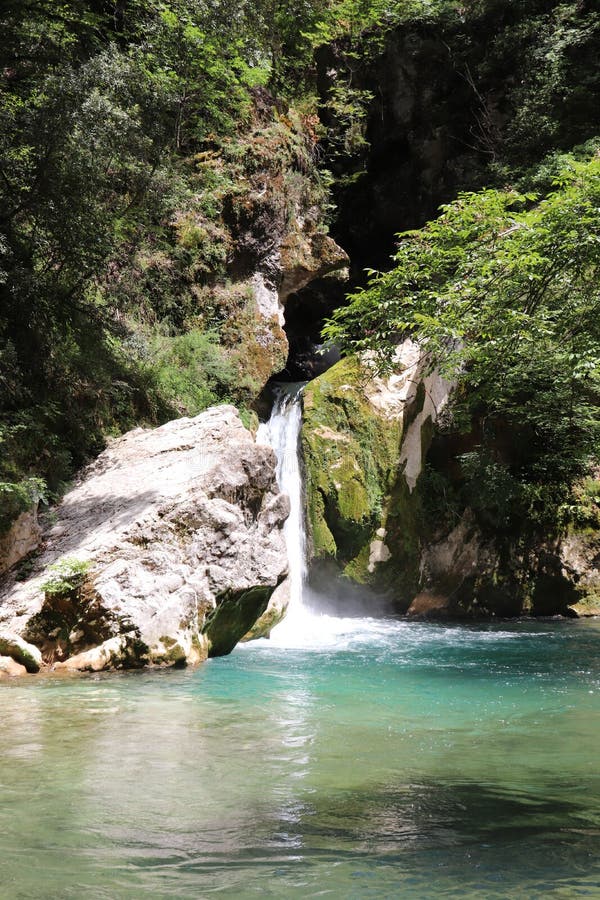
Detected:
left=0, top=655, right=28, bottom=678
left=0, top=633, right=42, bottom=673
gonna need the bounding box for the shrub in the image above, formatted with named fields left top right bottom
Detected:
left=40, top=558, right=91, bottom=597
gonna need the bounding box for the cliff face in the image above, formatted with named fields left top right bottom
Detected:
left=215, top=109, right=348, bottom=393
left=0, top=407, right=289, bottom=671
left=301, top=3, right=600, bottom=619
left=301, top=343, right=451, bottom=609
left=302, top=354, right=598, bottom=619
left=324, top=4, right=600, bottom=273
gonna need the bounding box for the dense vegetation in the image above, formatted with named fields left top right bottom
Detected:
left=0, top=0, right=323, bottom=524
left=1, top=0, right=599, bottom=537
left=326, top=152, right=600, bottom=532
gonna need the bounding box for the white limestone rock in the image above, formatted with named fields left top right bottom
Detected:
left=0, top=655, right=28, bottom=677
left=0, top=406, right=290, bottom=670
left=0, top=508, right=41, bottom=576
left=0, top=632, right=42, bottom=672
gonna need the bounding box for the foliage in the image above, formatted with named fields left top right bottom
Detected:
left=150, top=330, right=237, bottom=416
left=568, top=475, right=600, bottom=533
left=483, top=3, right=600, bottom=173
left=0, top=0, right=331, bottom=514
left=307, top=0, right=457, bottom=46
left=325, top=154, right=600, bottom=529
left=0, top=0, right=599, bottom=541
left=0, top=477, right=46, bottom=534
left=40, top=558, right=91, bottom=596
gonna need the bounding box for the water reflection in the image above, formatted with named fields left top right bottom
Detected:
left=0, top=622, right=599, bottom=897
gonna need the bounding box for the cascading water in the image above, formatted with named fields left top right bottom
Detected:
left=256, top=383, right=376, bottom=649
left=257, top=383, right=308, bottom=638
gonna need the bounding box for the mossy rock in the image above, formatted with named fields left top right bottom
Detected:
left=301, top=357, right=427, bottom=606
left=0, top=633, right=43, bottom=673
left=203, top=584, right=274, bottom=657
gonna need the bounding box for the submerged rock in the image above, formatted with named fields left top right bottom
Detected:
left=0, top=407, right=289, bottom=671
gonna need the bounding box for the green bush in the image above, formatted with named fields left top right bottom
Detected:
left=326, top=154, right=600, bottom=531
left=40, top=558, right=91, bottom=597
left=151, top=330, right=237, bottom=415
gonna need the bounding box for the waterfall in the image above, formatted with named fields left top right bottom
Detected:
left=256, top=383, right=374, bottom=650
left=257, top=384, right=307, bottom=627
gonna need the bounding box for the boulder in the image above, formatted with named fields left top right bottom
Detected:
left=415, top=512, right=584, bottom=620
left=241, top=577, right=291, bottom=641
left=0, top=655, right=28, bottom=677
left=0, top=406, right=289, bottom=669
left=0, top=632, right=42, bottom=672
left=280, top=230, right=349, bottom=301
left=0, top=508, right=41, bottom=576
left=406, top=593, right=453, bottom=620
left=54, top=634, right=151, bottom=673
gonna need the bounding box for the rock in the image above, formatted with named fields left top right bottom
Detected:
left=0, top=655, right=28, bottom=677
left=280, top=230, right=349, bottom=301
left=406, top=593, right=453, bottom=619
left=241, top=577, right=291, bottom=641
left=0, top=406, right=290, bottom=668
left=204, top=585, right=277, bottom=656
left=54, top=634, right=149, bottom=673
left=0, top=632, right=42, bottom=672
left=416, top=511, right=588, bottom=619
left=325, top=25, right=495, bottom=276
left=561, top=531, right=600, bottom=616
left=219, top=124, right=348, bottom=389
left=416, top=513, right=487, bottom=615
left=301, top=346, right=599, bottom=618
left=0, top=508, right=41, bottom=576
left=302, top=342, right=451, bottom=604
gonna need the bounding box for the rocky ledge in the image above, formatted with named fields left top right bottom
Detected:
left=0, top=406, right=289, bottom=675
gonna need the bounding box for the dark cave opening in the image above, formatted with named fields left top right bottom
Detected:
left=277, top=275, right=348, bottom=382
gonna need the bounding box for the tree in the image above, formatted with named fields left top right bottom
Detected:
left=324, top=154, right=600, bottom=525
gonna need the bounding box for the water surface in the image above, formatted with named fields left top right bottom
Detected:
left=1, top=617, right=599, bottom=898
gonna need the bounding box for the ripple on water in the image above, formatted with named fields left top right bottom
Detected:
left=0, top=618, right=599, bottom=898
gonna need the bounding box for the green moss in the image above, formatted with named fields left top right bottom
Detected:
left=302, top=356, right=426, bottom=604
left=569, top=476, right=600, bottom=534
left=309, top=490, right=337, bottom=558
left=153, top=635, right=187, bottom=666
left=343, top=543, right=372, bottom=584
left=203, top=585, right=274, bottom=657
left=303, top=358, right=401, bottom=536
